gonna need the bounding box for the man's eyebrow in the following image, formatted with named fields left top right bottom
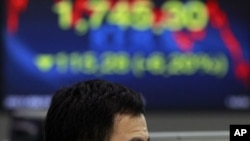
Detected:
left=129, top=137, right=150, bottom=141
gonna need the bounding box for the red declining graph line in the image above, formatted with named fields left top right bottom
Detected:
left=6, top=0, right=29, bottom=34
left=207, top=0, right=250, bottom=85
left=172, top=29, right=207, bottom=52
left=207, top=0, right=243, bottom=60
left=167, top=15, right=207, bottom=51
left=72, top=0, right=94, bottom=27
left=173, top=31, right=195, bottom=52
left=153, top=8, right=165, bottom=27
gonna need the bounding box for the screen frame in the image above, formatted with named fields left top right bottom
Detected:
left=0, top=1, right=250, bottom=110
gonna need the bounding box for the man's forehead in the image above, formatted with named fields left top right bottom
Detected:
left=113, top=113, right=147, bottom=127
left=111, top=114, right=149, bottom=139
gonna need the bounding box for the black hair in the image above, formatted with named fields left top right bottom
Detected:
left=45, top=79, right=145, bottom=141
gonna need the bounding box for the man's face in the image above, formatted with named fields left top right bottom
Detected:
left=109, top=114, right=149, bottom=141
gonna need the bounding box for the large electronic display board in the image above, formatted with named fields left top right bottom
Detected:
left=2, top=0, right=250, bottom=110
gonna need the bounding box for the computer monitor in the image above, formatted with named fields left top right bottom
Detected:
left=2, top=0, right=250, bottom=110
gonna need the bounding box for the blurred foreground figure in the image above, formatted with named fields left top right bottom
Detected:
left=45, top=79, right=149, bottom=141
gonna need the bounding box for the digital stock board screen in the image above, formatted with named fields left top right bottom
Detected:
left=2, top=0, right=250, bottom=110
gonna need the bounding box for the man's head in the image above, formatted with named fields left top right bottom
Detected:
left=45, top=79, right=149, bottom=141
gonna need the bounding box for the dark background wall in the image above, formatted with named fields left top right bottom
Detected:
left=0, top=0, right=5, bottom=111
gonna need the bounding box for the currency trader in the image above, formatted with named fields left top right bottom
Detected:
left=45, top=79, right=149, bottom=141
